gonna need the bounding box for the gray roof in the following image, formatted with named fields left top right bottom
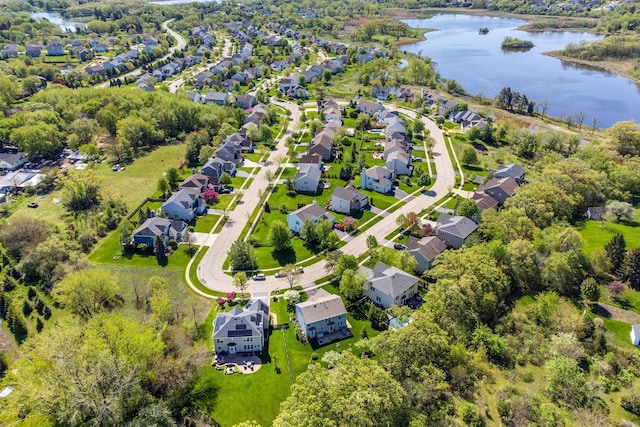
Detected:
left=471, top=192, right=498, bottom=210
left=363, top=261, right=419, bottom=299
left=332, top=184, right=366, bottom=204
left=0, top=152, right=25, bottom=165
left=296, top=289, right=346, bottom=324
left=291, top=202, right=334, bottom=223
left=494, top=163, right=525, bottom=180
left=213, top=300, right=269, bottom=339
left=479, top=176, right=519, bottom=197
left=366, top=166, right=392, bottom=180
left=163, top=189, right=199, bottom=209
left=436, top=213, right=478, bottom=239
left=133, top=217, right=186, bottom=239
left=406, top=236, right=447, bottom=263
left=295, top=164, right=321, bottom=182
left=387, top=150, right=411, bottom=165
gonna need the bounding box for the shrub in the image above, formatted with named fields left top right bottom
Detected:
left=622, top=391, right=640, bottom=416
left=349, top=110, right=358, bottom=119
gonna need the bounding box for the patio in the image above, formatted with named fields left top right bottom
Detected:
left=316, top=328, right=353, bottom=346
left=212, top=353, right=262, bottom=375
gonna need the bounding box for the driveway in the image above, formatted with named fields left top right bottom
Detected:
left=369, top=206, right=387, bottom=217
left=191, top=232, right=217, bottom=247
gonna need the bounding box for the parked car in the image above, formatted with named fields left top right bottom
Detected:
left=220, top=188, right=233, bottom=194
left=275, top=272, right=281, bottom=278
left=27, top=202, right=38, bottom=208
left=333, top=223, right=345, bottom=231
left=112, top=164, right=120, bottom=171
left=393, top=243, right=406, bottom=250
left=253, top=273, right=266, bottom=281
left=295, top=266, right=304, bottom=274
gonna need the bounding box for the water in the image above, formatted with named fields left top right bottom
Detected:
left=30, top=11, right=87, bottom=32
left=401, top=14, right=640, bottom=128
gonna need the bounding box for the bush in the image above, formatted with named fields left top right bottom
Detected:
left=349, top=110, right=358, bottom=119
left=310, top=352, right=319, bottom=361
left=168, top=239, right=178, bottom=250
left=621, top=391, right=640, bottom=416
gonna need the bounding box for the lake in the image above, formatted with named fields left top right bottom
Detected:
left=401, top=14, right=640, bottom=128
left=30, top=11, right=87, bottom=32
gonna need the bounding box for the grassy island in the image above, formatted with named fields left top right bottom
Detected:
left=502, top=36, right=534, bottom=49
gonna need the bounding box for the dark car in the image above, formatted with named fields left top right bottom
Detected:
left=393, top=243, right=406, bottom=250
left=27, top=202, right=38, bottom=208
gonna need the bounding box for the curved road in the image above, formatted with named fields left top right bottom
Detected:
left=196, top=102, right=456, bottom=295
left=97, top=19, right=186, bottom=89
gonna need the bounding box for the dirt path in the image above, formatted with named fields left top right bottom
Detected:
left=593, top=303, right=640, bottom=324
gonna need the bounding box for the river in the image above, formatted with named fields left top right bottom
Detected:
left=401, top=14, right=640, bottom=128
left=30, top=11, right=87, bottom=32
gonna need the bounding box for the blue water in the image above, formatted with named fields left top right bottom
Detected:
left=30, top=12, right=87, bottom=32
left=401, top=14, right=640, bottom=127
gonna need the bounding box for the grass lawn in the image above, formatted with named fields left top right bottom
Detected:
left=213, top=194, right=235, bottom=211
left=89, top=230, right=194, bottom=268
left=253, top=237, right=323, bottom=270
left=206, top=297, right=376, bottom=426
left=193, top=214, right=220, bottom=233
left=577, top=211, right=640, bottom=255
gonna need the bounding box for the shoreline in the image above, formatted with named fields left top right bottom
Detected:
left=543, top=51, right=640, bottom=84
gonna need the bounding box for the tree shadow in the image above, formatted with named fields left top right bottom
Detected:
left=591, top=303, right=612, bottom=319
left=471, top=142, right=488, bottom=152
left=272, top=248, right=297, bottom=266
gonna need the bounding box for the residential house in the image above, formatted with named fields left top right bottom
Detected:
left=360, top=166, right=394, bottom=194
left=0, top=153, right=27, bottom=171
left=225, top=132, right=253, bottom=152
left=161, top=189, right=207, bottom=222
left=215, top=141, right=244, bottom=167
left=294, top=164, right=322, bottom=194
left=86, top=64, right=106, bottom=75
left=132, top=217, right=187, bottom=248
left=323, top=107, right=342, bottom=123
left=406, top=236, right=447, bottom=274
left=386, top=119, right=407, bottom=136
left=203, top=92, right=229, bottom=106
left=356, top=99, right=385, bottom=115
left=372, top=86, right=391, bottom=101
left=361, top=261, right=420, bottom=309
left=298, top=154, right=322, bottom=170
left=179, top=174, right=210, bottom=194
left=331, top=184, right=368, bottom=214
left=221, top=79, right=236, bottom=92
left=384, top=138, right=411, bottom=160
left=270, top=59, right=291, bottom=72
left=295, top=289, right=348, bottom=340
left=386, top=151, right=412, bottom=176
left=451, top=110, right=485, bottom=129
left=470, top=191, right=499, bottom=211
left=478, top=176, right=519, bottom=205
left=307, top=133, right=334, bottom=161
left=25, top=42, right=42, bottom=57
left=436, top=213, right=478, bottom=249
left=235, top=94, right=257, bottom=109
left=439, top=100, right=460, bottom=114
left=46, top=41, right=64, bottom=56
left=1, top=44, right=18, bottom=59
left=75, top=47, right=93, bottom=61
left=585, top=206, right=605, bottom=221
left=213, top=299, right=269, bottom=355
left=135, top=77, right=155, bottom=92
left=632, top=324, right=640, bottom=346
left=201, top=157, right=224, bottom=178
left=286, top=202, right=335, bottom=233
left=493, top=163, right=526, bottom=184
left=356, top=53, right=374, bottom=63
left=186, top=91, right=202, bottom=103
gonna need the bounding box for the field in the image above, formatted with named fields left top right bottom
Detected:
left=576, top=209, right=640, bottom=255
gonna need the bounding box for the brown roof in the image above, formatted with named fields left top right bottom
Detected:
left=479, top=176, right=519, bottom=197
left=471, top=192, right=498, bottom=210
left=300, top=153, right=322, bottom=165
left=406, top=236, right=447, bottom=263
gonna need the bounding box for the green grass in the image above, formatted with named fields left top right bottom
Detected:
left=576, top=211, right=640, bottom=255
left=253, top=238, right=323, bottom=270
left=193, top=214, right=220, bottom=233
left=187, top=247, right=226, bottom=298
left=206, top=297, right=376, bottom=426
left=602, top=318, right=633, bottom=348
left=89, top=230, right=193, bottom=268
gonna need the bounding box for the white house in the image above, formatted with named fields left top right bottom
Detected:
left=632, top=324, right=640, bottom=346
left=161, top=189, right=207, bottom=222
left=294, top=164, right=322, bottom=193
left=295, top=289, right=348, bottom=340
left=356, top=99, right=385, bottom=115
left=0, top=153, right=27, bottom=171
left=213, top=299, right=269, bottom=355
left=360, top=166, right=394, bottom=194
left=331, top=184, right=368, bottom=214
left=286, top=202, right=334, bottom=233
left=361, top=261, right=420, bottom=309
left=386, top=151, right=412, bottom=176
left=323, top=107, right=342, bottom=123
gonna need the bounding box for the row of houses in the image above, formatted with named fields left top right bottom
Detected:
left=86, top=49, right=140, bottom=75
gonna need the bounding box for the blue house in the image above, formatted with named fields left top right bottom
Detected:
left=132, top=217, right=187, bottom=248
left=47, top=41, right=65, bottom=56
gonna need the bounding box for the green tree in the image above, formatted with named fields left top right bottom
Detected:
left=229, top=241, right=258, bottom=271
left=457, top=199, right=479, bottom=219
left=366, top=235, right=378, bottom=253
left=233, top=272, right=249, bottom=299
left=278, top=264, right=299, bottom=290
left=609, top=121, right=640, bottom=157
left=118, top=219, right=134, bottom=248
left=10, top=122, right=62, bottom=160
left=157, top=176, right=170, bottom=198
left=580, top=277, right=600, bottom=303
left=53, top=269, right=121, bottom=320
left=322, top=69, right=332, bottom=83
left=623, top=247, right=640, bottom=289
left=5, top=314, right=163, bottom=425
left=460, top=146, right=478, bottom=166
left=155, top=236, right=167, bottom=265
left=335, top=254, right=359, bottom=277
left=116, top=116, right=161, bottom=152
left=273, top=353, right=408, bottom=427
left=147, top=277, right=172, bottom=328
left=165, top=167, right=181, bottom=190
left=606, top=200, right=633, bottom=222
left=61, top=168, right=101, bottom=212
left=545, top=356, right=587, bottom=408
left=220, top=172, right=232, bottom=186
left=269, top=220, right=292, bottom=251
left=300, top=220, right=319, bottom=244
left=605, top=233, right=626, bottom=275
left=417, top=174, right=431, bottom=187
left=339, top=269, right=366, bottom=301
left=0, top=216, right=49, bottom=260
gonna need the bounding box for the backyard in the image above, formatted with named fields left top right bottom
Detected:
left=577, top=209, right=640, bottom=255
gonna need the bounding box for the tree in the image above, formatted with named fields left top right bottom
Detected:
left=545, top=356, right=587, bottom=408
left=457, top=199, right=479, bottom=219
left=53, top=268, right=120, bottom=320
left=273, top=353, right=407, bottom=427
left=607, top=280, right=626, bottom=301
left=155, top=236, right=167, bottom=265
left=60, top=168, right=102, bottom=212
left=278, top=264, right=299, bottom=290
left=460, top=146, right=478, bottom=166
left=233, top=272, right=249, bottom=300
left=580, top=277, right=600, bottom=304
left=203, top=189, right=218, bottom=204
left=623, top=247, right=640, bottom=289
left=336, top=254, right=359, bottom=277
left=165, top=167, right=181, bottom=190
left=369, top=305, right=390, bottom=331
left=229, top=241, right=258, bottom=271
left=10, top=123, right=62, bottom=160
left=5, top=314, right=163, bottom=426
left=366, top=235, right=378, bottom=253
left=147, top=276, right=172, bottom=328
left=300, top=220, right=319, bottom=244
left=605, top=233, right=626, bottom=275
left=322, top=69, right=332, bottom=83
left=339, top=269, right=366, bottom=301
left=609, top=121, right=640, bottom=157
left=324, top=250, right=340, bottom=274
left=269, top=220, right=292, bottom=251
left=417, top=174, right=431, bottom=187
left=413, top=119, right=425, bottom=135
left=220, top=172, right=232, bottom=186
left=116, top=116, right=161, bottom=152
left=119, top=219, right=134, bottom=248
left=265, top=169, right=275, bottom=184
left=606, top=200, right=633, bottom=222
left=0, top=216, right=49, bottom=260
left=157, top=176, right=170, bottom=198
